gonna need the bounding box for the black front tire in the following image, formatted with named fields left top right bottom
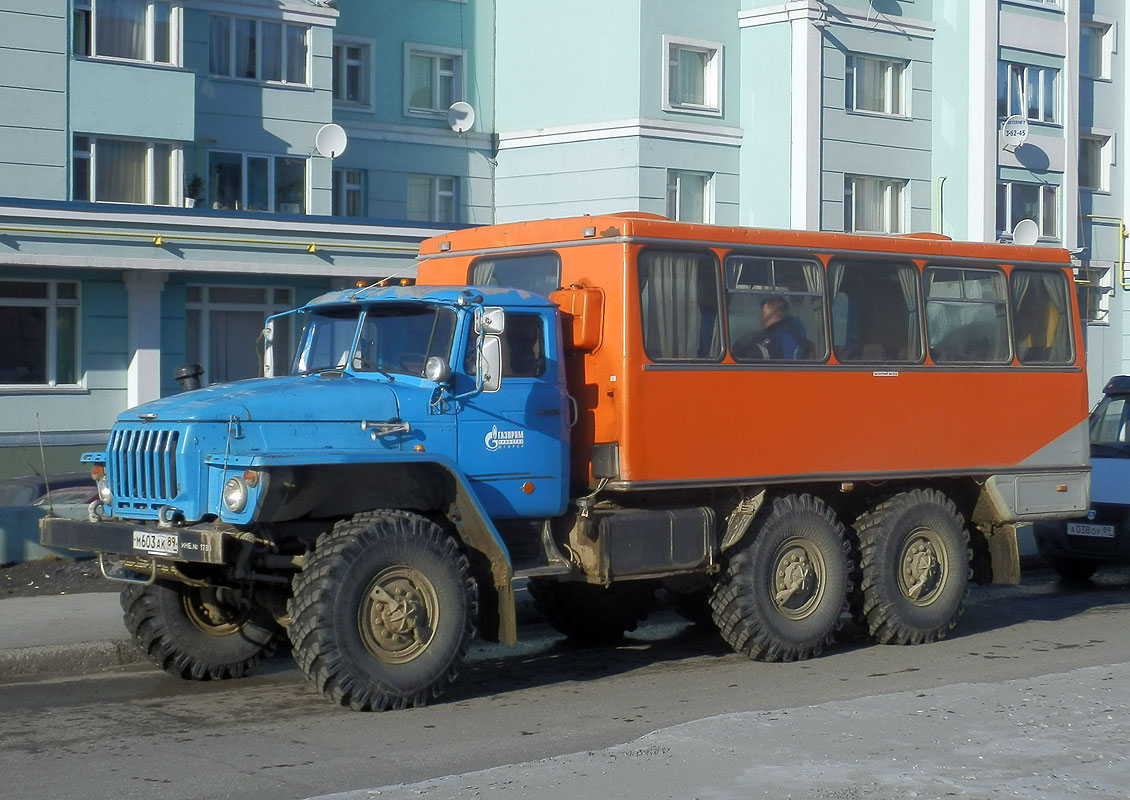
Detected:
left=528, top=579, right=655, bottom=643
left=710, top=493, right=851, bottom=662
left=288, top=511, right=477, bottom=711
left=854, top=489, right=970, bottom=645
left=121, top=581, right=282, bottom=680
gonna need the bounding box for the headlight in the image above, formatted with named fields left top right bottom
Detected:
left=424, top=356, right=450, bottom=383
left=91, top=465, right=113, bottom=505
left=222, top=477, right=248, bottom=513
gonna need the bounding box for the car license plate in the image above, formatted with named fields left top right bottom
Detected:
left=133, top=530, right=179, bottom=555
left=1066, top=522, right=1116, bottom=539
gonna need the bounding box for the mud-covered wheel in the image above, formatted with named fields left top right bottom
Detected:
left=1050, top=556, right=1100, bottom=583
left=528, top=579, right=655, bottom=643
left=121, top=581, right=282, bottom=680
left=854, top=489, right=970, bottom=645
left=288, top=511, right=477, bottom=711
left=710, top=493, right=851, bottom=662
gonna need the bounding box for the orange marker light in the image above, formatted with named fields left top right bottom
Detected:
left=521, top=482, right=535, bottom=494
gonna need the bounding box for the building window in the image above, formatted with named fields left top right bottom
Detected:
left=1081, top=21, right=1114, bottom=80
left=663, top=35, right=721, bottom=115
left=72, top=135, right=177, bottom=206
left=1080, top=134, right=1112, bottom=193
left=406, top=175, right=455, bottom=223
left=997, top=62, right=1058, bottom=123
left=209, top=14, right=308, bottom=85
left=332, top=169, right=365, bottom=217
left=72, top=0, right=177, bottom=65
left=666, top=170, right=712, bottom=223
left=844, top=176, right=905, bottom=234
left=405, top=44, right=462, bottom=115
left=208, top=152, right=307, bottom=214
left=845, top=54, right=906, bottom=116
left=186, top=286, right=293, bottom=384
left=996, top=181, right=1058, bottom=240
left=0, top=281, right=80, bottom=387
left=333, top=41, right=371, bottom=106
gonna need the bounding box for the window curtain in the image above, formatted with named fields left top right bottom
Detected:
left=1012, top=272, right=1070, bottom=363
left=286, top=25, right=307, bottom=84
left=97, top=0, right=146, bottom=60
left=896, top=265, right=921, bottom=359
left=235, top=18, right=256, bottom=79
left=638, top=252, right=721, bottom=360
left=95, top=139, right=147, bottom=203
left=406, top=176, right=431, bottom=221
left=209, top=16, right=230, bottom=74
left=673, top=48, right=706, bottom=105
left=857, top=59, right=884, bottom=112
left=853, top=179, right=883, bottom=233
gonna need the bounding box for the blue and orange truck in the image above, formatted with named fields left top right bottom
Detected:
left=41, top=214, right=1090, bottom=710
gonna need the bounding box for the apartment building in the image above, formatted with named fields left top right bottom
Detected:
left=0, top=0, right=1125, bottom=477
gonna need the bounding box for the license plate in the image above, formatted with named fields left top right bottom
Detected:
left=1066, top=522, right=1116, bottom=539
left=133, top=530, right=179, bottom=555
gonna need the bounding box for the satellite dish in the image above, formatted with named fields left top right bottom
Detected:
left=315, top=123, right=348, bottom=158
left=1012, top=218, right=1039, bottom=246
left=1001, top=115, right=1029, bottom=151
left=447, top=101, right=475, bottom=133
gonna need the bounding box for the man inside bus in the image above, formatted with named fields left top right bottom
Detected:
left=735, top=295, right=808, bottom=360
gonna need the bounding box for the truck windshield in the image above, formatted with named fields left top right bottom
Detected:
left=1089, top=394, right=1130, bottom=457
left=293, top=304, right=457, bottom=377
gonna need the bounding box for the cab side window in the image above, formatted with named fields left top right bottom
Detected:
left=464, top=312, right=546, bottom=378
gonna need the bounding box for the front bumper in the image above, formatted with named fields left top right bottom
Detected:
left=39, top=516, right=226, bottom=565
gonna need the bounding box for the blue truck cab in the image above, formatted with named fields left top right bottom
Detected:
left=41, top=284, right=580, bottom=709
left=1034, top=375, right=1130, bottom=580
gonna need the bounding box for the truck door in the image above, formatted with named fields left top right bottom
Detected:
left=457, top=310, right=569, bottom=519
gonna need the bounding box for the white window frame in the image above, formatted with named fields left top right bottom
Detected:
left=665, top=169, right=714, bottom=223
left=406, top=174, right=456, bottom=223
left=0, top=280, right=82, bottom=389
left=1079, top=131, right=1115, bottom=194
left=1081, top=18, right=1116, bottom=81
left=996, top=181, right=1059, bottom=241
left=332, top=37, right=373, bottom=108
left=662, top=34, right=722, bottom=116
left=332, top=168, right=366, bottom=217
left=845, top=53, right=907, bottom=117
left=845, top=175, right=906, bottom=234
left=207, top=151, right=309, bottom=214
left=998, top=62, right=1059, bottom=124
left=73, top=135, right=181, bottom=206
left=208, top=14, right=309, bottom=86
left=185, top=285, right=294, bottom=383
left=403, top=43, right=464, bottom=117
left=73, top=0, right=181, bottom=66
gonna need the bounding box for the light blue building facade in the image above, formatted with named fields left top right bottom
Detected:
left=0, top=0, right=1126, bottom=478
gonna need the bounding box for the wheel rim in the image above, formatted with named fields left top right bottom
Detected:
left=359, top=566, right=439, bottom=664
left=770, top=536, right=827, bottom=620
left=182, top=589, right=248, bottom=637
left=897, top=526, right=948, bottom=606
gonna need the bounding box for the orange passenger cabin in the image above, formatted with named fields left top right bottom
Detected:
left=417, top=214, right=1089, bottom=492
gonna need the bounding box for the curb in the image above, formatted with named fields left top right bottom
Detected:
left=0, top=639, right=147, bottom=681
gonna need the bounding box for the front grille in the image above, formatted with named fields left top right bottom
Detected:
left=108, top=427, right=181, bottom=502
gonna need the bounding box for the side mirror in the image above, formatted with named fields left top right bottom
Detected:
left=476, top=307, right=506, bottom=335
left=478, top=336, right=503, bottom=392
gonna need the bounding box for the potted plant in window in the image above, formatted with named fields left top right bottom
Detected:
left=184, top=175, right=204, bottom=209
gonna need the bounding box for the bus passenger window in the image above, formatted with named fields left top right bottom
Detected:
left=1010, top=270, right=1072, bottom=365
left=724, top=255, right=826, bottom=361
left=828, top=260, right=923, bottom=363
left=924, top=267, right=1010, bottom=363
left=469, top=252, right=562, bottom=296
left=637, top=250, right=723, bottom=362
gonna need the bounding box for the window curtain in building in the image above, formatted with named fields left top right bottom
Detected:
left=209, top=15, right=230, bottom=74
left=235, top=19, right=256, bottom=79
left=673, top=49, right=706, bottom=105
left=96, top=139, right=147, bottom=203
left=853, top=180, right=882, bottom=233
left=857, top=59, right=883, bottom=112
left=286, top=25, right=307, bottom=83
left=97, top=0, right=146, bottom=60
left=406, top=176, right=431, bottom=220
left=638, top=252, right=721, bottom=360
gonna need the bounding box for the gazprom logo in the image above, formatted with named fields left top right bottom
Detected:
left=484, top=424, right=524, bottom=452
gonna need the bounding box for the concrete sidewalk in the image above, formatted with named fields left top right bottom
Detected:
left=0, top=528, right=1046, bottom=683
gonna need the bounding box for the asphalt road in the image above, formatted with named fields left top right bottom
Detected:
left=1, top=566, right=1129, bottom=800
